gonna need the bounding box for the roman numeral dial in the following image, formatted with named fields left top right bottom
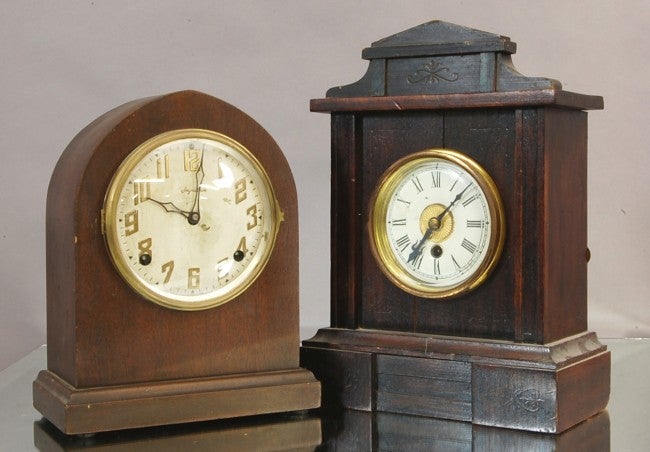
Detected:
left=369, top=149, right=505, bottom=299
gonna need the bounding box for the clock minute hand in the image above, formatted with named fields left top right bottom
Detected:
left=435, top=183, right=472, bottom=223
left=407, top=183, right=472, bottom=265
left=189, top=152, right=205, bottom=222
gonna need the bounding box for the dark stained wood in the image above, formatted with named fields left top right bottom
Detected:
left=36, top=90, right=320, bottom=433
left=358, top=112, right=443, bottom=332
left=300, top=346, right=373, bottom=412
left=376, top=355, right=472, bottom=421
left=328, top=106, right=590, bottom=342
left=312, top=90, right=603, bottom=113
left=303, top=328, right=610, bottom=433
left=301, top=20, right=608, bottom=433
left=330, top=114, right=361, bottom=329
left=540, top=109, right=589, bottom=342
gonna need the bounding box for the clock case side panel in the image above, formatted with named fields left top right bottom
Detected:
left=48, top=90, right=302, bottom=387
left=46, top=96, right=160, bottom=386
left=510, top=106, right=589, bottom=343
left=330, top=113, right=362, bottom=329
left=538, top=108, right=589, bottom=342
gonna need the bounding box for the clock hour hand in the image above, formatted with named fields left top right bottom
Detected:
left=147, top=198, right=200, bottom=225
left=407, top=224, right=434, bottom=264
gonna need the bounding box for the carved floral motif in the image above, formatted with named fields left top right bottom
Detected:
left=407, top=60, right=459, bottom=84
left=509, top=388, right=545, bottom=413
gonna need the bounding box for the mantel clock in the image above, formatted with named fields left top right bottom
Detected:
left=33, top=90, right=320, bottom=434
left=301, top=21, right=609, bottom=433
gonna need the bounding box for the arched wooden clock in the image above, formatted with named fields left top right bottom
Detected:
left=33, top=90, right=320, bottom=434
left=301, top=21, right=610, bottom=433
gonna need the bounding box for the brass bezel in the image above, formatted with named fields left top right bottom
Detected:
left=368, top=148, right=505, bottom=299
left=103, top=128, right=282, bottom=311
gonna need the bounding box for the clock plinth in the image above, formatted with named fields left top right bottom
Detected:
left=303, top=329, right=609, bottom=433
left=34, top=90, right=319, bottom=434
left=302, top=20, right=609, bottom=433
left=34, top=368, right=318, bottom=435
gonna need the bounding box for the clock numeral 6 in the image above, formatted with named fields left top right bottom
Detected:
left=188, top=267, right=200, bottom=289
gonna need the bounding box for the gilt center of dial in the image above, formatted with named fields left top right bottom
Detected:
left=419, top=203, right=454, bottom=242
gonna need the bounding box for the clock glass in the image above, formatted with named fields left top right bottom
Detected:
left=369, top=149, right=505, bottom=298
left=103, top=129, right=280, bottom=310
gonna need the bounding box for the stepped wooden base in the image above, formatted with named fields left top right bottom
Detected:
left=33, top=368, right=321, bottom=435
left=301, top=328, right=610, bottom=433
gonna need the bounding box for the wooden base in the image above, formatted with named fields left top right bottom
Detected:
left=301, top=328, right=610, bottom=433
left=33, top=368, right=321, bottom=435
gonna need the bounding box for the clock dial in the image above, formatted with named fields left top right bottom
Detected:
left=103, top=129, right=280, bottom=310
left=369, top=149, right=505, bottom=298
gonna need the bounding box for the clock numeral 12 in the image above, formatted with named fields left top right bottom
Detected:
left=184, top=149, right=201, bottom=172
left=431, top=171, right=441, bottom=188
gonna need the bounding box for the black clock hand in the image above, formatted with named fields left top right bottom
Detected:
left=147, top=198, right=196, bottom=221
left=407, top=224, right=435, bottom=264
left=434, top=183, right=472, bottom=224
left=189, top=152, right=205, bottom=222
left=407, top=183, right=473, bottom=264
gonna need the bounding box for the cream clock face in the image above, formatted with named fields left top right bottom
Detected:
left=369, top=149, right=505, bottom=299
left=103, top=129, right=280, bottom=310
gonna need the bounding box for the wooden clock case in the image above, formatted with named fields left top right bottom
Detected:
left=301, top=21, right=609, bottom=433
left=33, top=90, right=320, bottom=434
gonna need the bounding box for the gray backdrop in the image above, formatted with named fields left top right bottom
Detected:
left=1, top=0, right=648, bottom=371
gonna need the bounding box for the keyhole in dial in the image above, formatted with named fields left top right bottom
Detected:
left=233, top=250, right=245, bottom=262
left=431, top=245, right=443, bottom=258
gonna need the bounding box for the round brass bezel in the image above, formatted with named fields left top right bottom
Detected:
left=368, top=148, right=506, bottom=299
left=103, top=128, right=282, bottom=311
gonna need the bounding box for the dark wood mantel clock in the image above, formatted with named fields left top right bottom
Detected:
left=33, top=90, right=320, bottom=434
left=301, top=21, right=610, bottom=433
